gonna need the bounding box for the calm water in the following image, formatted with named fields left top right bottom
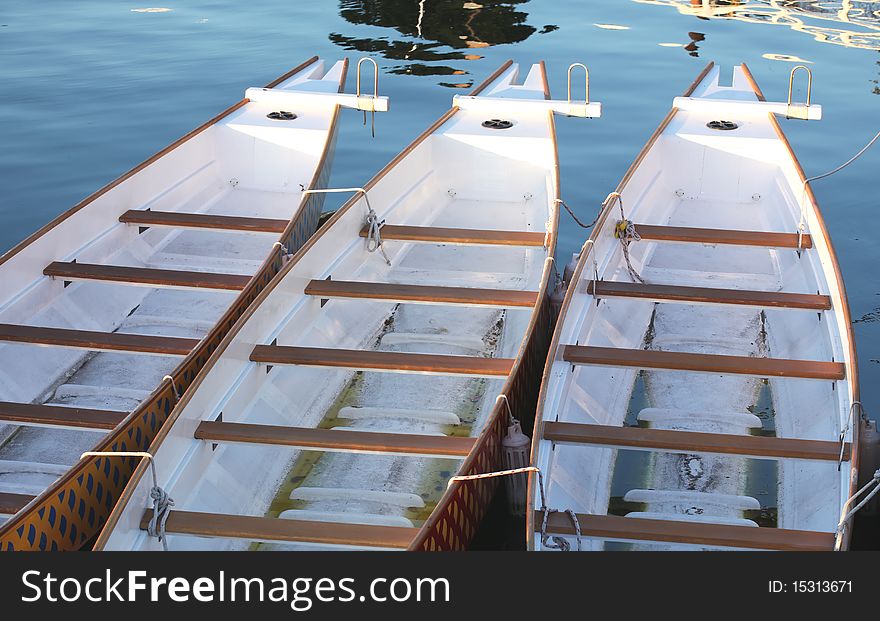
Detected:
left=0, top=0, right=878, bottom=415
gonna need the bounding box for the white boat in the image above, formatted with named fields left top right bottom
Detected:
left=0, top=57, right=378, bottom=550
left=95, top=61, right=601, bottom=551
left=528, top=63, right=862, bottom=551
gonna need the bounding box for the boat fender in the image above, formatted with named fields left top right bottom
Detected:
left=502, top=419, right=531, bottom=516
left=859, top=418, right=880, bottom=517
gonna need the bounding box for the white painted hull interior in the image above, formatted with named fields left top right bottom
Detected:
left=529, top=64, right=859, bottom=552
left=97, top=62, right=566, bottom=551
left=0, top=58, right=347, bottom=525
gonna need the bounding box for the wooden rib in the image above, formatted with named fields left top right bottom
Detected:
left=195, top=421, right=476, bottom=458
left=44, top=262, right=251, bottom=291
left=0, top=492, right=34, bottom=515
left=634, top=224, right=812, bottom=249
left=587, top=280, right=831, bottom=311
left=360, top=225, right=545, bottom=247
left=0, top=402, right=127, bottom=431
left=538, top=511, right=833, bottom=551
left=140, top=509, right=416, bottom=549
left=682, top=61, right=716, bottom=97
left=120, top=210, right=288, bottom=234
left=0, top=324, right=197, bottom=355
left=250, top=346, right=514, bottom=377
left=543, top=421, right=849, bottom=462
left=562, top=345, right=845, bottom=380
left=305, top=280, right=538, bottom=308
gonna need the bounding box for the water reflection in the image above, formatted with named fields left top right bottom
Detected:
left=636, top=0, right=880, bottom=51
left=330, top=0, right=543, bottom=86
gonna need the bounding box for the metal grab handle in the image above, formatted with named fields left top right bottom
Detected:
left=356, top=57, right=379, bottom=137
left=567, top=63, right=590, bottom=106
left=787, top=65, right=812, bottom=109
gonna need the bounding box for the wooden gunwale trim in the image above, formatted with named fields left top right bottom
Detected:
left=140, top=509, right=417, bottom=548
left=94, top=73, right=472, bottom=548
left=587, top=280, right=831, bottom=310
left=468, top=60, right=514, bottom=96
left=194, top=421, right=476, bottom=458
left=5, top=59, right=339, bottom=547
left=0, top=401, right=127, bottom=431
left=261, top=56, right=320, bottom=89
left=543, top=421, right=850, bottom=461
left=539, top=511, right=834, bottom=551
left=742, top=61, right=860, bottom=546
left=538, top=60, right=551, bottom=100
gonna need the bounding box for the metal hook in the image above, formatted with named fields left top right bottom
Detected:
left=356, top=57, right=379, bottom=137
left=787, top=65, right=812, bottom=120
left=567, top=63, right=590, bottom=117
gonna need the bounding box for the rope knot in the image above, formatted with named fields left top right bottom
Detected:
left=148, top=485, right=175, bottom=550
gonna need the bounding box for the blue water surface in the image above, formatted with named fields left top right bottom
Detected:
left=0, top=0, right=878, bottom=413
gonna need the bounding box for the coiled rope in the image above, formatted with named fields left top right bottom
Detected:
left=447, top=465, right=582, bottom=551
left=607, top=192, right=646, bottom=284
left=80, top=450, right=175, bottom=551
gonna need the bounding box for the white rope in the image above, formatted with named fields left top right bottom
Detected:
left=797, top=128, right=880, bottom=251
left=302, top=187, right=391, bottom=266
left=607, top=193, right=646, bottom=284
left=81, top=451, right=175, bottom=551
left=834, top=468, right=880, bottom=551
left=446, top=465, right=582, bottom=551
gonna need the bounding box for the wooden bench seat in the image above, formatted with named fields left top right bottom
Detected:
left=537, top=511, right=833, bottom=551
left=633, top=224, right=812, bottom=249
left=140, top=509, right=416, bottom=549
left=562, top=345, right=845, bottom=380
left=542, top=421, right=849, bottom=461
left=0, top=492, right=34, bottom=515
left=305, top=279, right=538, bottom=308
left=587, top=280, right=831, bottom=311
left=0, top=324, right=198, bottom=356
left=120, top=210, right=289, bottom=233
left=195, top=421, right=475, bottom=459
left=250, top=345, right=514, bottom=377
left=360, top=225, right=545, bottom=247
left=44, top=262, right=251, bottom=291
left=0, top=401, right=127, bottom=431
